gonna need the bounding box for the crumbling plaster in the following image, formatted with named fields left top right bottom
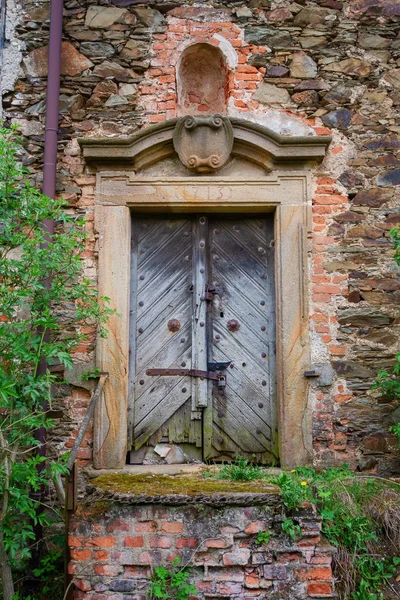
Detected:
left=0, top=0, right=23, bottom=119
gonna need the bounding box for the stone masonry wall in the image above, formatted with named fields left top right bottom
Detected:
left=1, top=0, right=400, bottom=473
left=69, top=500, right=335, bottom=599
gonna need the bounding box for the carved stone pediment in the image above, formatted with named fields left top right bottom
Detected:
left=173, top=114, right=234, bottom=173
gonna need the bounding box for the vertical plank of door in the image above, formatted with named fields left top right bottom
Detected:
left=127, top=216, right=138, bottom=451
left=191, top=216, right=208, bottom=417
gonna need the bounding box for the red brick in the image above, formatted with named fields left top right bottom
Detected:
left=314, top=194, right=347, bottom=205
left=313, top=293, right=331, bottom=303
left=94, top=564, right=120, bottom=576
left=301, top=567, right=332, bottom=580
left=150, top=536, right=172, bottom=549
left=134, top=521, right=157, bottom=533
left=94, top=550, right=108, bottom=561
left=218, top=582, right=243, bottom=594
left=245, top=574, right=260, bottom=588
left=307, top=582, right=333, bottom=595
left=223, top=549, right=250, bottom=565
left=125, top=535, right=145, bottom=547
left=68, top=536, right=85, bottom=547
left=70, top=549, right=92, bottom=561
left=87, top=536, right=116, bottom=548
left=176, top=537, right=198, bottom=549
left=161, top=521, right=184, bottom=534
left=139, top=551, right=153, bottom=564
left=106, top=519, right=130, bottom=532
left=74, top=579, right=91, bottom=591
left=244, top=521, right=266, bottom=534
left=204, top=537, right=232, bottom=549
left=236, top=72, right=262, bottom=81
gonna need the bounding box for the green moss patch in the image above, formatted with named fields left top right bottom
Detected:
left=91, top=473, right=279, bottom=496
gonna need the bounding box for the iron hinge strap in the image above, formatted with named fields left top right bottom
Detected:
left=146, top=368, right=221, bottom=381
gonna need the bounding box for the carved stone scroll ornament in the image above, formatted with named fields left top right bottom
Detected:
left=173, top=114, right=234, bottom=173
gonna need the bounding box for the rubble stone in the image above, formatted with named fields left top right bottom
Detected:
left=254, top=82, right=291, bottom=105
left=23, top=42, right=93, bottom=77
left=289, top=52, right=317, bottom=79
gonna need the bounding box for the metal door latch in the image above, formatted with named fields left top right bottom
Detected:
left=203, top=284, right=223, bottom=301
left=146, top=368, right=220, bottom=381
left=146, top=362, right=231, bottom=384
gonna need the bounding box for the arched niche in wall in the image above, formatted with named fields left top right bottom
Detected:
left=176, top=43, right=229, bottom=116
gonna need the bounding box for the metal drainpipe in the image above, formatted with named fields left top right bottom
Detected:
left=0, top=0, right=6, bottom=89
left=25, top=0, right=63, bottom=593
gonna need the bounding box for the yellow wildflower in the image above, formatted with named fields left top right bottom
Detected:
left=291, top=469, right=296, bottom=473
left=301, top=481, right=308, bottom=487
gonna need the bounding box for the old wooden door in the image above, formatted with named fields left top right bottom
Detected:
left=129, top=215, right=277, bottom=464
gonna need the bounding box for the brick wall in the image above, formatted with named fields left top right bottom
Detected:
left=2, top=0, right=400, bottom=472
left=69, top=500, right=335, bottom=599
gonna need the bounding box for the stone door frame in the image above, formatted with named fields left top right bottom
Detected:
left=79, top=117, right=331, bottom=470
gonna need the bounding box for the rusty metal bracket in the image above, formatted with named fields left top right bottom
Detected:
left=202, top=284, right=223, bottom=301
left=146, top=368, right=221, bottom=381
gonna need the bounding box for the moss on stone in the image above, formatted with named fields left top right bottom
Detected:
left=75, top=500, right=113, bottom=518
left=91, top=473, right=279, bottom=496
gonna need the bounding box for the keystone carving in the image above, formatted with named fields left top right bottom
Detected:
left=173, top=114, right=234, bottom=173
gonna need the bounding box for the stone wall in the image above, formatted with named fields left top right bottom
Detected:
left=1, top=0, right=400, bottom=472
left=69, top=499, right=335, bottom=599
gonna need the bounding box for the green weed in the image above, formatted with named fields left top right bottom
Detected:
left=255, top=531, right=271, bottom=546
left=281, top=518, right=302, bottom=541
left=149, top=557, right=197, bottom=600
left=217, top=455, right=263, bottom=481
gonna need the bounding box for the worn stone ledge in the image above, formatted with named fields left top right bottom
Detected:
left=86, top=475, right=280, bottom=507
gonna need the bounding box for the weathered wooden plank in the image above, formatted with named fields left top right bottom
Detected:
left=134, top=380, right=192, bottom=449
left=213, top=252, right=270, bottom=316
left=192, top=216, right=208, bottom=410
left=213, top=324, right=271, bottom=379
left=136, top=305, right=192, bottom=372
left=212, top=353, right=272, bottom=428
left=215, top=380, right=271, bottom=442
left=138, top=219, right=190, bottom=265
left=213, top=397, right=267, bottom=453
left=215, top=220, right=269, bottom=270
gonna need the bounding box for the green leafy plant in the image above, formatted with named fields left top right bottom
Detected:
left=0, top=126, right=112, bottom=599
left=149, top=557, right=197, bottom=600
left=389, top=422, right=400, bottom=445
left=81, top=367, right=102, bottom=380
left=217, top=455, right=263, bottom=481
left=281, top=518, right=302, bottom=541
left=255, top=531, right=271, bottom=546
left=32, top=548, right=64, bottom=596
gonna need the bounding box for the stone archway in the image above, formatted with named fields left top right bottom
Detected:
left=79, top=116, right=330, bottom=470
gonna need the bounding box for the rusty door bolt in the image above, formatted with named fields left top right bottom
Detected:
left=227, top=319, right=240, bottom=332
left=168, top=319, right=181, bottom=332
